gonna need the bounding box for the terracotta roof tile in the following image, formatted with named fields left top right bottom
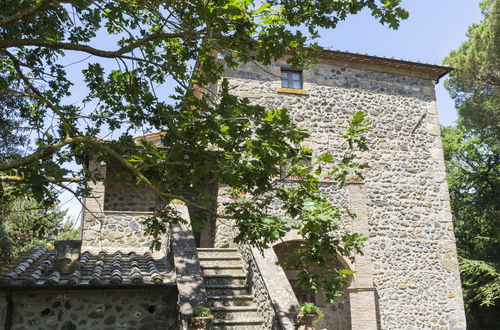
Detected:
left=0, top=247, right=175, bottom=288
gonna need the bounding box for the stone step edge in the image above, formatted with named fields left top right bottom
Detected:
left=197, top=248, right=238, bottom=252
left=198, top=256, right=241, bottom=260
left=201, top=265, right=244, bottom=269
left=213, top=318, right=264, bottom=325
left=203, top=274, right=247, bottom=278
left=204, top=284, right=248, bottom=289
left=208, top=295, right=254, bottom=300
left=211, top=306, right=258, bottom=311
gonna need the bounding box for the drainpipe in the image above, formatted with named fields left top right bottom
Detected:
left=4, top=291, right=13, bottom=330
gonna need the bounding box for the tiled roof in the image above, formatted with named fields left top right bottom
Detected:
left=0, top=246, right=175, bottom=288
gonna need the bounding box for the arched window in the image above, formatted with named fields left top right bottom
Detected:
left=273, top=240, right=352, bottom=330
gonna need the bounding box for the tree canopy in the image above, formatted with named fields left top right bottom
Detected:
left=0, top=0, right=408, bottom=300
left=0, top=190, right=76, bottom=267
left=442, top=0, right=499, bottom=327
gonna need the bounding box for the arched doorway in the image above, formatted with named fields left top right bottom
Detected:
left=273, top=240, right=352, bottom=330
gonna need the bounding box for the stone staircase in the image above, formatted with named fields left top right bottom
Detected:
left=197, top=248, right=265, bottom=330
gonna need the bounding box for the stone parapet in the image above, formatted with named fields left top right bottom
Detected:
left=170, top=205, right=209, bottom=330
left=81, top=211, right=166, bottom=254
left=249, top=246, right=299, bottom=329
left=238, top=244, right=280, bottom=329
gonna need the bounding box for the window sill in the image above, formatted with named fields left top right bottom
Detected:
left=277, top=87, right=308, bottom=95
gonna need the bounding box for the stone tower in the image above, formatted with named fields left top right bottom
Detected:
left=211, top=50, right=467, bottom=329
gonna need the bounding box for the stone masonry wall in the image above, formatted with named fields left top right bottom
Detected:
left=104, top=182, right=159, bottom=212
left=82, top=161, right=169, bottom=254
left=221, top=60, right=466, bottom=329
left=82, top=212, right=159, bottom=252
left=2, top=288, right=177, bottom=330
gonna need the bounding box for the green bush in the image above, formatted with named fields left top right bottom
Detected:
left=298, top=303, right=324, bottom=320
left=192, top=306, right=212, bottom=318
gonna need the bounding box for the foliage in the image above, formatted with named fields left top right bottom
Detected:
left=0, top=0, right=408, bottom=298
left=443, top=0, right=499, bottom=136
left=0, top=89, right=28, bottom=161
left=191, top=306, right=212, bottom=318
left=442, top=0, right=499, bottom=327
left=298, top=302, right=324, bottom=320
left=0, top=187, right=73, bottom=266
left=441, top=124, right=499, bottom=328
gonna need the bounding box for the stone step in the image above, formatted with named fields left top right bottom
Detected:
left=211, top=306, right=260, bottom=320
left=197, top=248, right=238, bottom=253
left=204, top=284, right=249, bottom=296
left=203, top=274, right=247, bottom=286
left=197, top=248, right=265, bottom=329
left=197, top=248, right=240, bottom=258
left=198, top=255, right=242, bottom=261
left=208, top=295, right=254, bottom=307
left=212, top=318, right=264, bottom=330
left=199, top=257, right=242, bottom=267
left=201, top=265, right=245, bottom=276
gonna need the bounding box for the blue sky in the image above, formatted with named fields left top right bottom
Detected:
left=316, top=0, right=483, bottom=126
left=60, top=0, right=483, bottom=221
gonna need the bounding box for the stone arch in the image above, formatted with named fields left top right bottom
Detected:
left=272, top=239, right=353, bottom=330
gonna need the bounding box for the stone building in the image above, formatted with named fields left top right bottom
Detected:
left=0, top=50, right=466, bottom=330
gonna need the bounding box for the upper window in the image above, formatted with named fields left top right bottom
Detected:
left=280, top=149, right=312, bottom=180
left=281, top=69, right=302, bottom=89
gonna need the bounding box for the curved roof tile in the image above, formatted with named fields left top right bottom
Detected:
left=0, top=247, right=174, bottom=288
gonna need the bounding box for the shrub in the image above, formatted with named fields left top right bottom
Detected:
left=192, top=306, right=212, bottom=318
left=298, top=303, right=324, bottom=320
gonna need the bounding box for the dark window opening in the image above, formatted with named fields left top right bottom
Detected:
left=281, top=69, right=302, bottom=89
left=280, top=150, right=312, bottom=180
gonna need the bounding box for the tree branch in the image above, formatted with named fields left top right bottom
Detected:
left=2, top=50, right=77, bottom=135
left=0, top=137, right=75, bottom=171
left=0, top=0, right=57, bottom=27
left=0, top=175, right=82, bottom=183
left=0, top=135, right=231, bottom=219
left=0, top=30, right=205, bottom=58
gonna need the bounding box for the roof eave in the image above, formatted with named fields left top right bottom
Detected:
left=319, top=49, right=453, bottom=82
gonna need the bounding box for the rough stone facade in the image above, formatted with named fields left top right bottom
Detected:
left=82, top=212, right=156, bottom=251
left=104, top=181, right=159, bottom=213
left=80, top=161, right=171, bottom=255
left=1, top=288, right=177, bottom=330
left=216, top=56, right=466, bottom=329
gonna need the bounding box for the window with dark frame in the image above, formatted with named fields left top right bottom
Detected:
left=281, top=69, right=302, bottom=89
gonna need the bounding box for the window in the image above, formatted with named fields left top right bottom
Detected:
left=281, top=69, right=302, bottom=89
left=280, top=150, right=312, bottom=180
